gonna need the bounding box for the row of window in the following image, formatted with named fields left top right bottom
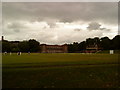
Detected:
left=46, top=47, right=63, bottom=50
left=46, top=50, right=64, bottom=53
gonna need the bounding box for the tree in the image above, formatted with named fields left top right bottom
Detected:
left=28, top=39, right=40, bottom=52
left=68, top=44, right=74, bottom=53
left=18, top=41, right=29, bottom=52
left=100, top=37, right=111, bottom=50
left=2, top=40, right=11, bottom=52
left=68, top=42, right=80, bottom=53
left=93, top=37, right=100, bottom=45
left=86, top=38, right=94, bottom=46
left=78, top=41, right=86, bottom=50
left=112, top=35, right=120, bottom=50
left=10, top=42, right=20, bottom=52
left=73, top=42, right=79, bottom=52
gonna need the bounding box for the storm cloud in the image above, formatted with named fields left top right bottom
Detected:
left=2, top=2, right=118, bottom=44
left=3, top=2, right=118, bottom=23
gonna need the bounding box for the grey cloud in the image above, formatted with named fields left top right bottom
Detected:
left=87, top=22, right=111, bottom=31
left=7, top=22, right=25, bottom=29
left=47, top=22, right=56, bottom=28
left=3, top=2, right=118, bottom=25
left=2, top=2, right=117, bottom=44
left=87, top=22, right=101, bottom=30
left=100, top=28, right=110, bottom=31
left=7, top=22, right=26, bottom=33
left=100, top=28, right=106, bottom=30
left=74, top=28, right=81, bottom=31
left=13, top=29, right=20, bottom=33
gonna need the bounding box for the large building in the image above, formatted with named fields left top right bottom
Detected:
left=40, top=44, right=68, bottom=53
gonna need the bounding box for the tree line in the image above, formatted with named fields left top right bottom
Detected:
left=68, top=35, right=120, bottom=53
left=1, top=35, right=120, bottom=53
left=2, top=39, right=40, bottom=52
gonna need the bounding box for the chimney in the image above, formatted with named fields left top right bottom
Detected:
left=2, top=36, right=4, bottom=41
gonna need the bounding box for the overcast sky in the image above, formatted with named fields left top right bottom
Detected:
left=2, top=2, right=118, bottom=44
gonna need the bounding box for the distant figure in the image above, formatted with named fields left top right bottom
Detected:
left=20, top=52, right=21, bottom=55
left=28, top=51, right=30, bottom=54
left=17, top=52, right=19, bottom=55
left=17, top=52, right=21, bottom=55
left=10, top=52, right=12, bottom=55
left=4, top=51, right=7, bottom=55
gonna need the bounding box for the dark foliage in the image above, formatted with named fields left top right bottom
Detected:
left=2, top=35, right=120, bottom=52
left=2, top=39, right=40, bottom=52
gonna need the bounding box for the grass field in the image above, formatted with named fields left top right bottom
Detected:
left=2, top=53, right=119, bottom=88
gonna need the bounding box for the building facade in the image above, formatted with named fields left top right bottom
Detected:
left=85, top=44, right=102, bottom=53
left=40, top=44, right=68, bottom=53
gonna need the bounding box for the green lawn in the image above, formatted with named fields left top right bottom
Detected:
left=2, top=53, right=119, bottom=88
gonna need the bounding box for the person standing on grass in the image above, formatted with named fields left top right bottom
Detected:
left=17, top=52, right=20, bottom=55
left=4, top=51, right=7, bottom=55
left=20, top=52, right=21, bottom=55
left=10, top=52, right=12, bottom=55
left=28, top=51, right=30, bottom=54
